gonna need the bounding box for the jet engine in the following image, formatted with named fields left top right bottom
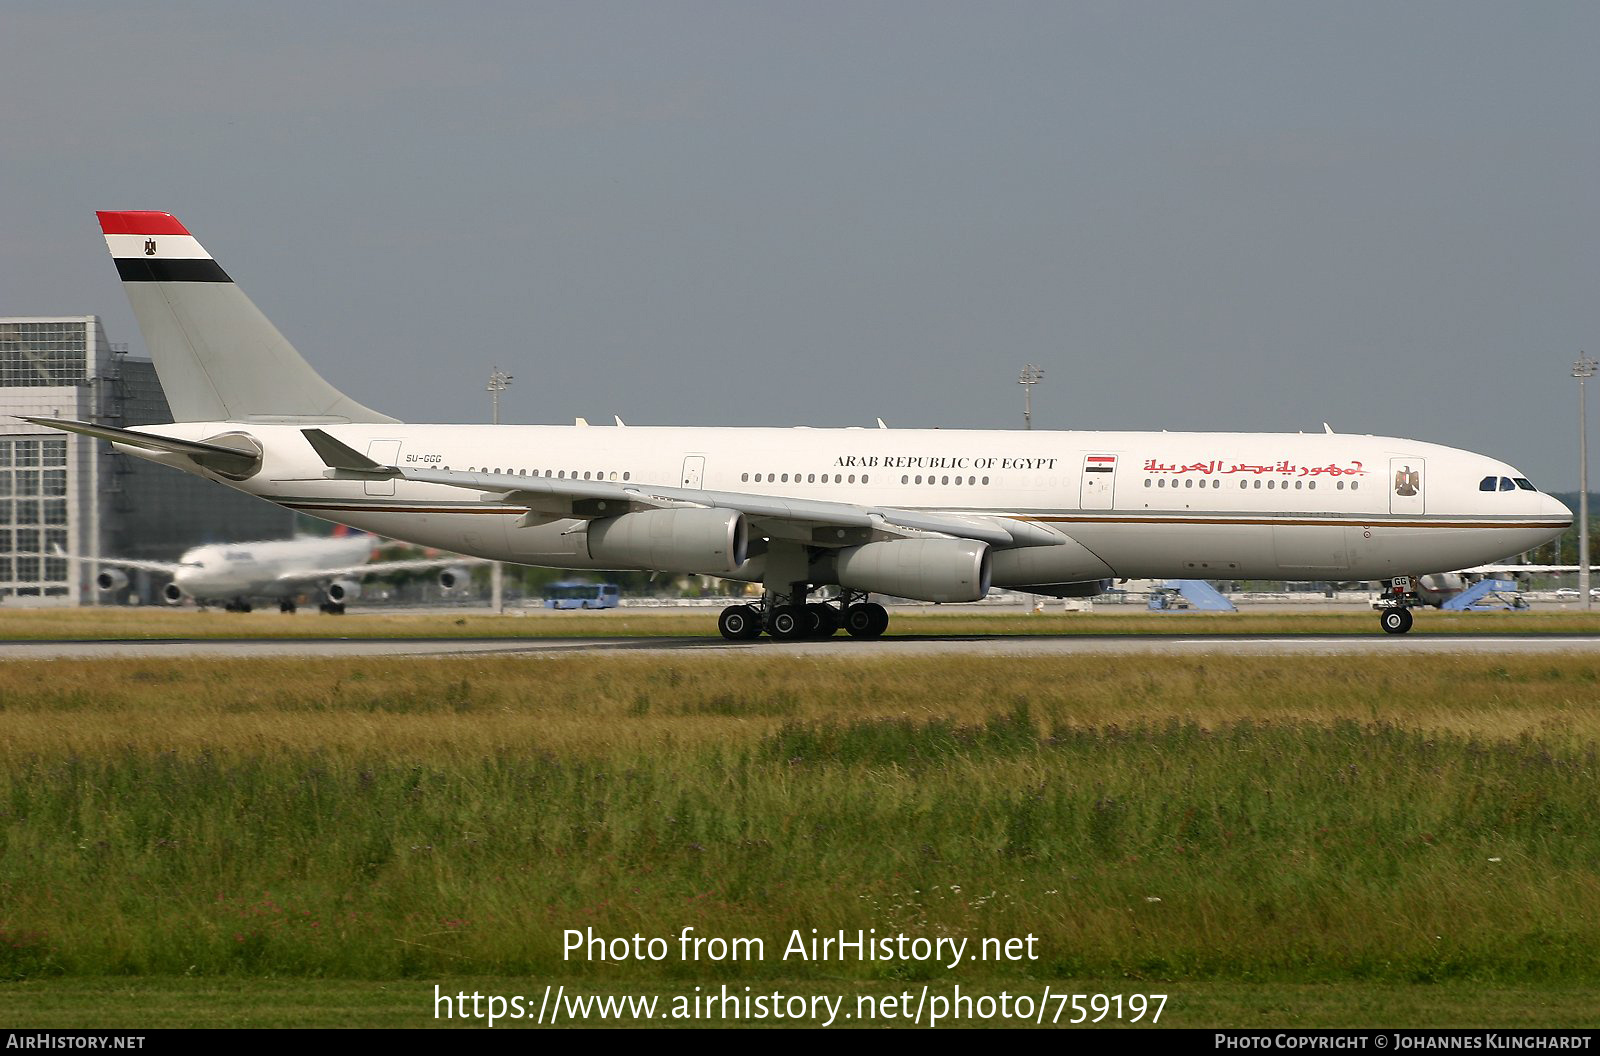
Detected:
left=831, top=539, right=991, bottom=603
left=586, top=509, right=748, bottom=575
left=161, top=583, right=185, bottom=605
left=326, top=579, right=361, bottom=604
left=438, top=566, right=471, bottom=590
left=95, top=569, right=129, bottom=592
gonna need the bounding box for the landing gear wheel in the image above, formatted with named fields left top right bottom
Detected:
left=768, top=605, right=808, bottom=640
left=279, top=600, right=297, bottom=614
left=1380, top=608, right=1413, bottom=635
left=718, top=604, right=763, bottom=641
left=844, top=602, right=889, bottom=639
left=808, top=602, right=839, bottom=637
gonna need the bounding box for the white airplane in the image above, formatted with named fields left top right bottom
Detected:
left=57, top=533, right=477, bottom=613
left=20, top=210, right=1572, bottom=637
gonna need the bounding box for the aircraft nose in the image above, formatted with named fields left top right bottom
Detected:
left=1542, top=493, right=1574, bottom=525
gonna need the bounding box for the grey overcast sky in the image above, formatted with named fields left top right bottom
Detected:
left=2, top=2, right=1595, bottom=487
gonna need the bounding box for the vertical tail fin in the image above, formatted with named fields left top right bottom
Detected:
left=97, top=211, right=397, bottom=424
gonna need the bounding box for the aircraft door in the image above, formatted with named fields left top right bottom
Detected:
left=365, top=440, right=401, bottom=496
left=681, top=455, right=705, bottom=490
left=1388, top=457, right=1425, bottom=515
left=1079, top=453, right=1118, bottom=510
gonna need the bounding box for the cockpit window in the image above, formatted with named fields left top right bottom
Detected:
left=1514, top=478, right=1536, bottom=491
left=1499, top=477, right=1517, bottom=491
left=1479, top=476, right=1498, bottom=492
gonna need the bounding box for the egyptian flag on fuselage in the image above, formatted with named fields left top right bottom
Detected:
left=98, top=211, right=231, bottom=283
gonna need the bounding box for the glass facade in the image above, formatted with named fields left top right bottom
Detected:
left=0, top=436, right=71, bottom=596
left=0, top=320, right=88, bottom=387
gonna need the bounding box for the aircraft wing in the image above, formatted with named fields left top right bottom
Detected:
left=267, top=556, right=489, bottom=589
left=50, top=546, right=184, bottom=576
left=301, top=429, right=1066, bottom=550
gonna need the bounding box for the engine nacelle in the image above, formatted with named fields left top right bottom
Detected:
left=161, top=583, right=185, bottom=605
left=586, top=509, right=748, bottom=575
left=326, top=579, right=361, bottom=604
left=832, top=539, right=992, bottom=603
left=95, top=568, right=129, bottom=593
left=438, top=566, right=471, bottom=590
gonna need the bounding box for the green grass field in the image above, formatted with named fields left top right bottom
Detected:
left=2, top=648, right=1599, bottom=1026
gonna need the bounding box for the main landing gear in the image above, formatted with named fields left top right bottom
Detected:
left=1376, top=575, right=1420, bottom=635
left=717, top=590, right=890, bottom=641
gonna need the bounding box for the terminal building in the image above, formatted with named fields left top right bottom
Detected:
left=0, top=316, right=294, bottom=605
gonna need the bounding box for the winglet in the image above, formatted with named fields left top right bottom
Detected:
left=301, top=429, right=396, bottom=479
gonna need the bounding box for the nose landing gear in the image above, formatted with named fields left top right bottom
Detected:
left=1376, top=576, right=1420, bottom=634
left=1379, top=606, right=1414, bottom=634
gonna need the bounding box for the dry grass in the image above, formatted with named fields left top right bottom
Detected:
left=1, top=653, right=1598, bottom=759
left=4, top=605, right=1600, bottom=641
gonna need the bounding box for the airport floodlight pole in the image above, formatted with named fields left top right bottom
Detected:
left=487, top=367, right=514, bottom=426
left=1576, top=354, right=1596, bottom=610
left=485, top=366, right=514, bottom=613
left=1019, top=364, right=1045, bottom=430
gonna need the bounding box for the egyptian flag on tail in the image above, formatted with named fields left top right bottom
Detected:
left=98, top=211, right=231, bottom=283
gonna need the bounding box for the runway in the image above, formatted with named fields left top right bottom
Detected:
left=3, top=632, right=1599, bottom=659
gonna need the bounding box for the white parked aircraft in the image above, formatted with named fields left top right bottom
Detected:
left=21, top=211, right=1572, bottom=637
left=57, top=533, right=477, bottom=613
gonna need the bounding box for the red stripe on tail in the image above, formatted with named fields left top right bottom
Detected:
left=97, top=211, right=191, bottom=236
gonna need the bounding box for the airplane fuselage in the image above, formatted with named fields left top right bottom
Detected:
left=169, top=535, right=375, bottom=601
left=127, top=422, right=1570, bottom=587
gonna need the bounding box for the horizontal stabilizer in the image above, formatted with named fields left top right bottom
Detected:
left=18, top=417, right=261, bottom=477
